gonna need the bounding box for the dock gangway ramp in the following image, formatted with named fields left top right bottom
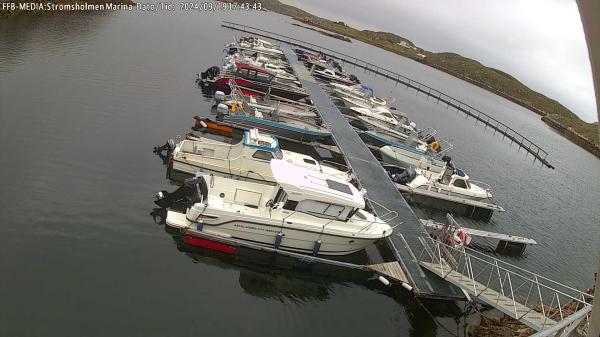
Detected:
left=417, top=237, right=593, bottom=335
left=281, top=47, right=463, bottom=299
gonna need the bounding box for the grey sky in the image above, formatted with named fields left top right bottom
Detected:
left=284, top=0, right=597, bottom=122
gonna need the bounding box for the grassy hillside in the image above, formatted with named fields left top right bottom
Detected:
left=225, top=0, right=599, bottom=156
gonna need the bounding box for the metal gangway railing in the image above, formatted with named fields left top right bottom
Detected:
left=417, top=236, right=593, bottom=335
left=221, top=21, right=554, bottom=169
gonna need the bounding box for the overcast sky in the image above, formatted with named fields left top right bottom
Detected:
left=284, top=0, right=597, bottom=122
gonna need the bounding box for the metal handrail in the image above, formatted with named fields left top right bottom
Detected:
left=421, top=242, right=593, bottom=335
left=420, top=237, right=593, bottom=308
left=221, top=21, right=551, bottom=162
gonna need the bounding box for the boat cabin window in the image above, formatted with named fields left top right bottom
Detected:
left=325, top=179, right=352, bottom=195
left=303, top=158, right=317, bottom=165
left=252, top=150, right=274, bottom=161
left=273, top=188, right=288, bottom=205
left=283, top=200, right=298, bottom=210
left=453, top=179, right=469, bottom=189
left=295, top=200, right=351, bottom=220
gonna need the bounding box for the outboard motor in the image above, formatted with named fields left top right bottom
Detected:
left=390, top=167, right=417, bottom=185
left=216, top=103, right=229, bottom=117
left=349, top=74, right=360, bottom=84
left=200, top=66, right=220, bottom=81
left=213, top=91, right=226, bottom=106
left=153, top=138, right=176, bottom=163
left=154, top=174, right=206, bottom=209
left=442, top=155, right=452, bottom=166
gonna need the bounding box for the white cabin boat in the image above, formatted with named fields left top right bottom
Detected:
left=338, top=95, right=387, bottom=109
left=350, top=106, right=399, bottom=129
left=164, top=160, right=393, bottom=255
left=238, top=37, right=284, bottom=55
left=405, top=165, right=493, bottom=200
left=312, top=68, right=354, bottom=85
left=380, top=144, right=447, bottom=174
left=170, top=129, right=351, bottom=182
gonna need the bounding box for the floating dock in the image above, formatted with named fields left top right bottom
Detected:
left=221, top=21, right=554, bottom=169
left=419, top=219, right=537, bottom=252
left=282, top=47, right=462, bottom=298
left=395, top=183, right=505, bottom=221
left=204, top=27, right=593, bottom=334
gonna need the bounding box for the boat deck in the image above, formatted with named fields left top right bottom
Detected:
left=282, top=47, right=461, bottom=298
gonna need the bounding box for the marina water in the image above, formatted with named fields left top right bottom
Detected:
left=0, top=8, right=598, bottom=337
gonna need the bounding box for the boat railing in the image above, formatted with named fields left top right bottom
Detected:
left=417, top=127, right=438, bottom=141
left=364, top=197, right=399, bottom=224
left=320, top=159, right=350, bottom=172
left=468, top=179, right=493, bottom=193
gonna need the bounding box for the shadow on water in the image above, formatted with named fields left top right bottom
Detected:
left=150, top=207, right=465, bottom=336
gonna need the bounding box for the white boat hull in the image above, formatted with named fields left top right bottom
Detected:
left=166, top=211, right=383, bottom=256
left=380, top=145, right=445, bottom=174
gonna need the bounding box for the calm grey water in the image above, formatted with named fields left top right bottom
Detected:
left=0, top=7, right=598, bottom=337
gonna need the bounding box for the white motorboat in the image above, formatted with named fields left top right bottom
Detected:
left=331, top=84, right=388, bottom=108
left=350, top=106, right=399, bottom=129
left=403, top=164, right=493, bottom=200
left=338, top=94, right=388, bottom=109
left=170, top=129, right=351, bottom=182
left=380, top=145, right=446, bottom=174
left=161, top=160, right=393, bottom=256
left=238, top=37, right=284, bottom=55
left=224, top=55, right=298, bottom=82
left=312, top=68, right=355, bottom=85
left=379, top=136, right=451, bottom=174
left=215, top=90, right=317, bottom=118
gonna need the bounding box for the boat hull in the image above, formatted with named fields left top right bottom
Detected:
left=206, top=76, right=309, bottom=101
left=380, top=145, right=445, bottom=174
left=218, top=114, right=331, bottom=142
left=166, top=211, right=382, bottom=256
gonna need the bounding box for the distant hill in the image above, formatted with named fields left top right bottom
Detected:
left=0, top=0, right=134, bottom=17
left=224, top=0, right=599, bottom=157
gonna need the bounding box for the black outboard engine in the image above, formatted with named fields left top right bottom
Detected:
left=389, top=166, right=417, bottom=185
left=200, top=66, right=220, bottom=81
left=349, top=74, right=360, bottom=84
left=441, top=155, right=454, bottom=172
left=154, top=174, right=207, bottom=209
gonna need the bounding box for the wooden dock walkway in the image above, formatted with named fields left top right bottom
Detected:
left=221, top=21, right=554, bottom=169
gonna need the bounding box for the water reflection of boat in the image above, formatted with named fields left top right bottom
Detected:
left=151, top=207, right=371, bottom=303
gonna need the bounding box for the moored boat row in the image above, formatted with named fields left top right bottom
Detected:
left=153, top=36, right=506, bottom=257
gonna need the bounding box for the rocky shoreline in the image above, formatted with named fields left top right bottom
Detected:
left=542, top=116, right=600, bottom=158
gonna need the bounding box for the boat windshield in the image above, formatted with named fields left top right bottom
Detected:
left=274, top=148, right=283, bottom=159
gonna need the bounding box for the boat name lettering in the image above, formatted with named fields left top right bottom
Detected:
left=233, top=223, right=279, bottom=233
